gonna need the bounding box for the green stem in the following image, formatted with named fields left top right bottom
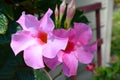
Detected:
left=64, top=20, right=70, bottom=29
left=42, top=68, right=53, bottom=80
left=53, top=71, right=62, bottom=80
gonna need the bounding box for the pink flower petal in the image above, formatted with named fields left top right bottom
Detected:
left=57, top=51, right=65, bottom=62
left=39, top=9, right=54, bottom=33
left=42, top=36, right=68, bottom=58
left=17, top=12, right=40, bottom=31
left=10, top=30, right=36, bottom=55
left=73, top=23, right=92, bottom=45
left=44, top=56, right=61, bottom=70
left=24, top=44, right=44, bottom=69
left=53, top=28, right=74, bottom=38
left=62, top=53, right=78, bottom=77
left=76, top=42, right=97, bottom=64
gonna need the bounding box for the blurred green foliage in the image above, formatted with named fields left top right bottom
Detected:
left=114, top=0, right=120, bottom=6
left=112, top=11, right=120, bottom=36
left=111, top=37, right=120, bottom=57
left=111, top=10, right=120, bottom=60
left=94, top=61, right=120, bottom=80
left=111, top=8, right=120, bottom=57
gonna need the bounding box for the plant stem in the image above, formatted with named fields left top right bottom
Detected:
left=42, top=68, right=53, bottom=80
left=53, top=71, right=62, bottom=80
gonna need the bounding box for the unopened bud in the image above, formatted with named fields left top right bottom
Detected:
left=55, top=5, right=59, bottom=28
left=60, top=0, right=66, bottom=21
left=55, top=5, right=59, bottom=19
left=66, top=0, right=76, bottom=23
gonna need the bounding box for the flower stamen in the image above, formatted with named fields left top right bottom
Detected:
left=38, top=31, right=48, bottom=44
left=64, top=41, right=75, bottom=53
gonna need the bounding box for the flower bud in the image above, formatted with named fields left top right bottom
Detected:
left=67, top=0, right=76, bottom=18
left=55, top=5, right=59, bottom=28
left=65, top=0, right=76, bottom=29
left=55, top=5, right=59, bottom=20
left=60, top=0, right=66, bottom=21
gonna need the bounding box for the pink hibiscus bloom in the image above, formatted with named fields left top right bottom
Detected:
left=10, top=9, right=68, bottom=69
left=44, top=23, right=97, bottom=77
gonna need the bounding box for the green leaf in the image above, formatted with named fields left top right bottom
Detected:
left=15, top=67, right=34, bottom=80
left=0, top=1, right=14, bottom=20
left=72, top=10, right=89, bottom=25
left=0, top=44, right=34, bottom=80
left=0, top=12, right=8, bottom=34
left=34, top=69, right=50, bottom=80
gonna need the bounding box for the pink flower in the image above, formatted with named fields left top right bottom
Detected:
left=10, top=9, right=68, bottom=69
left=44, top=23, right=97, bottom=76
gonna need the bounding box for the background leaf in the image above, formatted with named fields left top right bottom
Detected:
left=0, top=12, right=8, bottom=34
left=34, top=69, right=50, bottom=80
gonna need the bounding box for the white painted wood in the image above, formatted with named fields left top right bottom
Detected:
left=101, top=0, right=113, bottom=66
